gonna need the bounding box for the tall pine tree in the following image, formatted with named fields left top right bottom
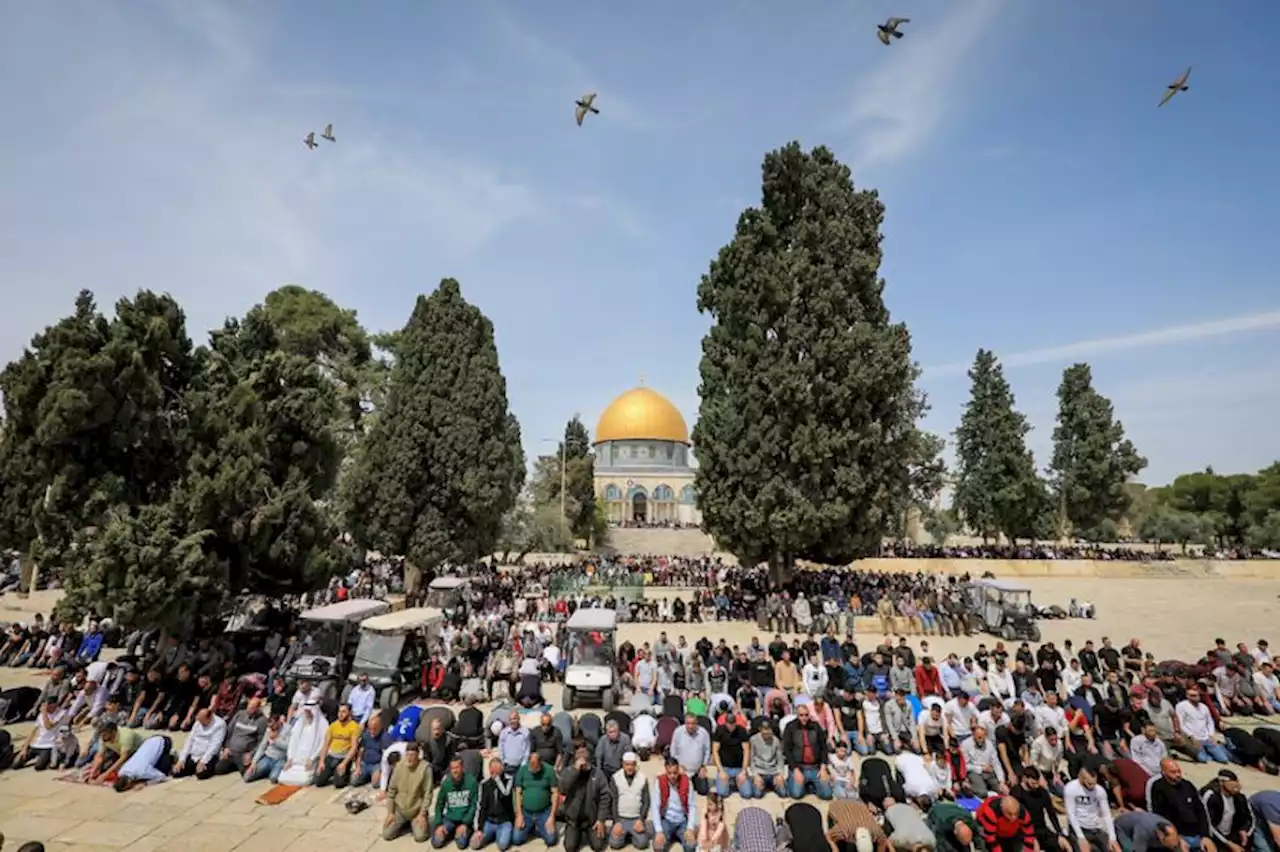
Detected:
left=1048, top=363, right=1147, bottom=540
left=344, top=279, right=524, bottom=587
left=693, top=143, right=940, bottom=577
left=953, top=349, right=1050, bottom=542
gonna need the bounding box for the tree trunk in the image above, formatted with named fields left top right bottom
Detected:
left=404, top=562, right=423, bottom=597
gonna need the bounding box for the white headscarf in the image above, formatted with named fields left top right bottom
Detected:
left=286, top=702, right=329, bottom=766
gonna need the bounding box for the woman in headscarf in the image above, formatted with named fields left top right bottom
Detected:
left=278, top=699, right=328, bottom=786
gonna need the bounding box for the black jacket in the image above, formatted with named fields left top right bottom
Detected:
left=1202, top=783, right=1254, bottom=843
left=476, top=775, right=516, bottom=826
left=557, top=765, right=612, bottom=826
left=1148, top=777, right=1210, bottom=839
left=782, top=719, right=829, bottom=769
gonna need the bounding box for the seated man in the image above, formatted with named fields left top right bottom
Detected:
left=353, top=711, right=393, bottom=788
left=173, top=708, right=226, bottom=780
left=433, top=756, right=479, bottom=849
left=278, top=700, right=328, bottom=786
left=315, top=703, right=361, bottom=788
left=14, top=697, right=69, bottom=771
left=650, top=757, right=698, bottom=852
left=383, top=742, right=433, bottom=843
left=245, top=716, right=291, bottom=783
left=472, top=756, right=517, bottom=851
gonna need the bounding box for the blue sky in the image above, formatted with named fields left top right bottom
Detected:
left=2, top=0, right=1278, bottom=487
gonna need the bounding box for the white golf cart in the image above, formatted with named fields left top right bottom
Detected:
left=562, top=608, right=618, bottom=711
left=285, top=598, right=390, bottom=701
left=346, top=606, right=445, bottom=711
left=424, top=577, right=470, bottom=611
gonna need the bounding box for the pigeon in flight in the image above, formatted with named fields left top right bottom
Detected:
left=304, top=132, right=318, bottom=150
left=1158, top=67, right=1192, bottom=107
left=574, top=93, right=600, bottom=126
left=877, top=17, right=909, bottom=45
left=321, top=123, right=336, bottom=143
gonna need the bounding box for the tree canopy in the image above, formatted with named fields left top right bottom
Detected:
left=692, top=142, right=942, bottom=574
left=343, top=279, right=524, bottom=585
left=1048, top=363, right=1147, bottom=540
left=953, top=349, right=1051, bottom=542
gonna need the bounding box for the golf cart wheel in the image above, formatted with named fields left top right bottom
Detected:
left=1001, top=623, right=1016, bottom=640
left=1028, top=624, right=1042, bottom=643
left=340, top=683, right=353, bottom=704
left=602, top=688, right=614, bottom=712
left=380, top=686, right=401, bottom=710
left=321, top=681, right=338, bottom=702
left=562, top=686, right=576, bottom=711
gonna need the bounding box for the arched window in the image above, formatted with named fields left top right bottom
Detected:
left=680, top=485, right=695, bottom=505
left=653, top=484, right=675, bottom=502
left=604, top=484, right=622, bottom=501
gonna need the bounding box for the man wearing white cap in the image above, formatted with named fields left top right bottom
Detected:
left=609, top=752, right=652, bottom=850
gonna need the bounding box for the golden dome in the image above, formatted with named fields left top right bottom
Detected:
left=595, top=387, right=690, bottom=445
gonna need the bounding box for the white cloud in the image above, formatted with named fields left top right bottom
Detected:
left=925, top=310, right=1280, bottom=377
left=845, top=0, right=1006, bottom=170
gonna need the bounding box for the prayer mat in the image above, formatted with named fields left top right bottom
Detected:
left=518, top=704, right=552, bottom=715
left=255, top=783, right=303, bottom=806
left=411, top=698, right=456, bottom=707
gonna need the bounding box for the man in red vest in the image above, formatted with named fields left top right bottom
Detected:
left=651, top=756, right=698, bottom=852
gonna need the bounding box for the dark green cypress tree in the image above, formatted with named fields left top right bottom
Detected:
left=953, top=349, right=1051, bottom=542
left=1049, top=363, right=1147, bottom=540
left=344, top=279, right=524, bottom=583
left=693, top=143, right=940, bottom=576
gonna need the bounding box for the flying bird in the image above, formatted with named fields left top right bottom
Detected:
left=877, top=17, right=909, bottom=45
left=321, top=123, right=336, bottom=143
left=304, top=132, right=318, bottom=150
left=1158, top=67, right=1191, bottom=107
left=574, top=93, right=600, bottom=126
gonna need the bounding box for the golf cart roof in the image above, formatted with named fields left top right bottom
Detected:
left=565, top=608, right=617, bottom=631
left=359, top=607, right=445, bottom=633
left=299, top=598, right=390, bottom=622
left=974, top=578, right=1031, bottom=593
left=428, top=577, right=469, bottom=590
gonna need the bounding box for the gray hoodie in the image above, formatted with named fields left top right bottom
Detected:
left=748, top=731, right=786, bottom=776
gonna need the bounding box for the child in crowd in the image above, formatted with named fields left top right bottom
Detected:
left=828, top=741, right=857, bottom=799
left=696, top=793, right=729, bottom=852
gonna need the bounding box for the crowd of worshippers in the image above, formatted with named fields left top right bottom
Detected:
left=878, top=544, right=1180, bottom=562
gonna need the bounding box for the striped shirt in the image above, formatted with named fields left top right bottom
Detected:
left=828, top=800, right=887, bottom=844
left=976, top=797, right=1037, bottom=851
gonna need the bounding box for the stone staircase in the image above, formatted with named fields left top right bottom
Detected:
left=601, top=528, right=723, bottom=557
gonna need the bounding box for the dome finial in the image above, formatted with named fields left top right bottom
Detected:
left=638, top=373, right=646, bottom=387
